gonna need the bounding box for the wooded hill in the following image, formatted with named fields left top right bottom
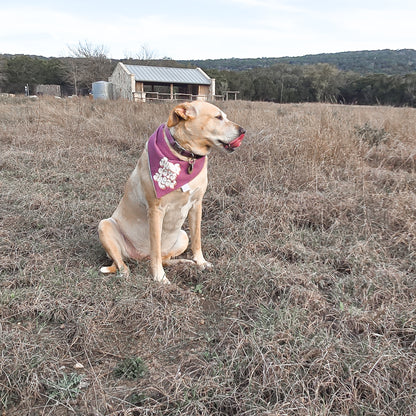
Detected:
left=181, top=49, right=416, bottom=75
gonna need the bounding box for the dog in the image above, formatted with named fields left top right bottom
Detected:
left=98, top=101, right=245, bottom=284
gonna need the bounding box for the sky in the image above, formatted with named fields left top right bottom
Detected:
left=1, top=0, right=415, bottom=60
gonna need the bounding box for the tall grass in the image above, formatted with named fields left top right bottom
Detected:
left=1, top=96, right=416, bottom=415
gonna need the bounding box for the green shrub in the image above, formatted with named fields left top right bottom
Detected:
left=355, top=121, right=390, bottom=146
left=113, top=357, right=147, bottom=380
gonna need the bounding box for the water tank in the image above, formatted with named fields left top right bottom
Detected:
left=92, top=81, right=112, bottom=100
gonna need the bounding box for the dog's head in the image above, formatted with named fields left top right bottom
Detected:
left=167, top=101, right=246, bottom=157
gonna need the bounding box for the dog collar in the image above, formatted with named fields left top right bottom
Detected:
left=164, top=126, right=205, bottom=161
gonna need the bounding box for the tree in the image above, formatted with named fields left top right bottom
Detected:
left=305, top=63, right=341, bottom=103
left=124, top=44, right=157, bottom=60
left=403, top=74, right=416, bottom=106
left=252, top=75, right=277, bottom=101
left=2, top=55, right=64, bottom=94
left=137, top=44, right=157, bottom=60
left=68, top=40, right=108, bottom=59
left=64, top=41, right=114, bottom=94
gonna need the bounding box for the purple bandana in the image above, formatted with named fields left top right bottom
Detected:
left=147, top=124, right=206, bottom=198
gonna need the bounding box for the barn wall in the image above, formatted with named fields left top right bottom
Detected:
left=198, top=85, right=210, bottom=100
left=35, top=84, right=61, bottom=97
left=109, top=63, right=135, bottom=100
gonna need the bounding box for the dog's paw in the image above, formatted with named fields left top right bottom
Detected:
left=197, top=261, right=213, bottom=271
left=100, top=265, right=116, bottom=274
left=100, top=264, right=130, bottom=277
left=192, top=252, right=213, bottom=271
left=117, top=265, right=130, bottom=278
left=154, top=273, right=171, bottom=285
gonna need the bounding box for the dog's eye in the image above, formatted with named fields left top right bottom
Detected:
left=216, top=114, right=223, bottom=120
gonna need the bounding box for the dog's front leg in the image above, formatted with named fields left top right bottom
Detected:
left=148, top=206, right=170, bottom=284
left=188, top=200, right=213, bottom=270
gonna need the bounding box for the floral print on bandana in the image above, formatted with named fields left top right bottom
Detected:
left=153, top=157, right=181, bottom=190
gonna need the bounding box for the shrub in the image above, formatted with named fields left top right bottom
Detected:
left=113, top=357, right=147, bottom=380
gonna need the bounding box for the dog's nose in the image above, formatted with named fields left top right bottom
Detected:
left=239, top=127, right=246, bottom=135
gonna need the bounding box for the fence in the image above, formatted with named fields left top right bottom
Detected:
left=132, top=91, right=226, bottom=102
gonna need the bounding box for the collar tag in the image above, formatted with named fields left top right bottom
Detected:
left=187, top=159, right=195, bottom=174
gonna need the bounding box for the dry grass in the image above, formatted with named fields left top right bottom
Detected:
left=1, top=96, right=416, bottom=415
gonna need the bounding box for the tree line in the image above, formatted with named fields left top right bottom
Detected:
left=207, top=63, right=416, bottom=106
left=0, top=54, right=115, bottom=96
left=1, top=48, right=416, bottom=107
left=182, top=49, right=416, bottom=75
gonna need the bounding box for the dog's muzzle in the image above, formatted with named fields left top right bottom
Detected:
left=222, top=128, right=246, bottom=152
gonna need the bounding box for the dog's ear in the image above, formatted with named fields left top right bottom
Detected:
left=167, top=102, right=196, bottom=127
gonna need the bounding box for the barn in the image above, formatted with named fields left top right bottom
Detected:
left=109, top=63, right=216, bottom=102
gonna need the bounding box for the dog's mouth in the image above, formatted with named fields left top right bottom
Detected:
left=220, top=133, right=245, bottom=153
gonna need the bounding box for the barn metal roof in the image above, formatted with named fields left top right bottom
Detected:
left=124, top=65, right=211, bottom=85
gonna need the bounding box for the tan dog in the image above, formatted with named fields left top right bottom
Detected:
left=98, top=101, right=245, bottom=284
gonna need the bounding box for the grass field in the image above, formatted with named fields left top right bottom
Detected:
left=1, top=96, right=416, bottom=415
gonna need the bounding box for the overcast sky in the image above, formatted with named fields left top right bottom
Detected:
left=1, top=0, right=415, bottom=60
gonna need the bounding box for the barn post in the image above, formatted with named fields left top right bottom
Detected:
left=130, top=74, right=135, bottom=101
left=138, top=82, right=145, bottom=102
left=209, top=79, right=216, bottom=101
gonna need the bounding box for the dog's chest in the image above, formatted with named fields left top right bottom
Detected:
left=162, top=188, right=199, bottom=230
